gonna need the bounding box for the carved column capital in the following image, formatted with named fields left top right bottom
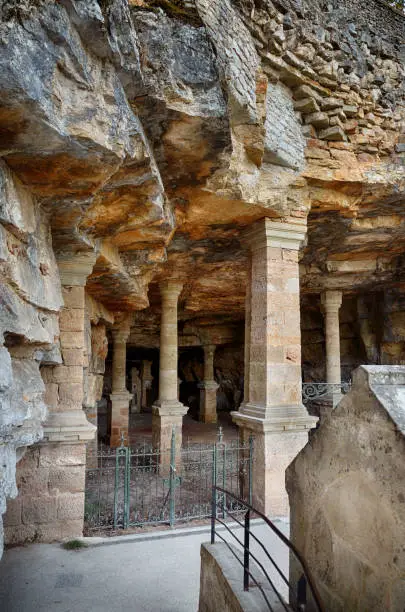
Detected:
left=203, top=344, right=216, bottom=359
left=160, top=280, right=183, bottom=302
left=321, top=290, right=343, bottom=314
left=111, top=328, right=130, bottom=344
left=56, top=251, right=97, bottom=286
left=244, top=218, right=307, bottom=252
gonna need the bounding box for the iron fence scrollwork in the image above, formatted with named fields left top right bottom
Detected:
left=302, top=381, right=351, bottom=404
left=85, top=428, right=253, bottom=532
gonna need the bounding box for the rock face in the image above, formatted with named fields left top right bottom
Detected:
left=287, top=366, right=405, bottom=611
left=0, top=161, right=61, bottom=556
left=0, top=0, right=403, bottom=554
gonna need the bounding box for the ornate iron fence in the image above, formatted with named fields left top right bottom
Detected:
left=84, top=429, right=253, bottom=533
left=302, top=381, right=351, bottom=404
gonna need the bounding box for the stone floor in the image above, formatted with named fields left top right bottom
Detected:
left=0, top=521, right=289, bottom=612
left=100, top=410, right=239, bottom=448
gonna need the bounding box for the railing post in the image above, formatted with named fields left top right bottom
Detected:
left=222, top=442, right=227, bottom=519
left=211, top=486, right=217, bottom=544
left=113, top=446, right=119, bottom=529
left=114, top=444, right=126, bottom=529
left=169, top=427, right=176, bottom=528
left=244, top=509, right=250, bottom=591
left=248, top=435, right=253, bottom=506
left=297, top=574, right=307, bottom=610
left=213, top=439, right=217, bottom=489
left=123, top=446, right=130, bottom=529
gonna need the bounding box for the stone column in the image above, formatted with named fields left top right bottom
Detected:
left=232, top=219, right=317, bottom=518
left=141, top=360, right=153, bottom=411
left=84, top=323, right=108, bottom=469
left=109, top=324, right=131, bottom=447
left=152, top=281, right=188, bottom=464
left=321, top=290, right=343, bottom=407
left=199, top=344, right=219, bottom=424
left=30, top=251, right=97, bottom=542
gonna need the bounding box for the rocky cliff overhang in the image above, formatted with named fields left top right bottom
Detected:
left=0, top=0, right=404, bottom=559
left=0, top=0, right=403, bottom=327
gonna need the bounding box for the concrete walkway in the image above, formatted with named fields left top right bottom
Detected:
left=0, top=521, right=289, bottom=612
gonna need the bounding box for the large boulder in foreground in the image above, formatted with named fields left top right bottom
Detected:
left=287, top=365, right=405, bottom=611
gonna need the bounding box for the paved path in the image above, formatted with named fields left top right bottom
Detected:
left=0, top=521, right=289, bottom=612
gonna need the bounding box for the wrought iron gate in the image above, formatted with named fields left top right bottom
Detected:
left=84, top=430, right=253, bottom=533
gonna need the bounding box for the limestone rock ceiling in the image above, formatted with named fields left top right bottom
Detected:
left=0, top=0, right=404, bottom=323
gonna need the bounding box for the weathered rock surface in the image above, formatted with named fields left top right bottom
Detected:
left=287, top=365, right=405, bottom=611
left=0, top=0, right=404, bottom=554
left=0, top=160, right=62, bottom=556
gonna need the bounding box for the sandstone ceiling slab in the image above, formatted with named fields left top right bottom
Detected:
left=0, top=0, right=404, bottom=321
left=0, top=3, right=134, bottom=195
left=0, top=1, right=177, bottom=310
left=133, top=2, right=310, bottom=226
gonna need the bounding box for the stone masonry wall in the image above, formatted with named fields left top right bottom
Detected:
left=3, top=443, right=87, bottom=546
left=83, top=296, right=112, bottom=464
left=3, top=287, right=114, bottom=547
left=181, top=0, right=405, bottom=168
left=198, top=542, right=283, bottom=611
left=287, top=366, right=405, bottom=611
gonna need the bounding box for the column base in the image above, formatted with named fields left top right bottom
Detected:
left=152, top=400, right=188, bottom=448
left=198, top=381, right=219, bottom=424
left=232, top=406, right=317, bottom=519
left=110, top=391, right=131, bottom=448
left=237, top=402, right=317, bottom=428
left=43, top=410, right=96, bottom=443
left=152, top=401, right=188, bottom=472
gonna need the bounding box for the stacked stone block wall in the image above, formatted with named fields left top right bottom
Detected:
left=4, top=444, right=86, bottom=545
left=3, top=276, right=98, bottom=546
left=83, top=299, right=110, bottom=463
left=173, top=0, right=405, bottom=165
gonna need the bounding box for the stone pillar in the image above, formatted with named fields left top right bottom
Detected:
left=232, top=219, right=317, bottom=518
left=152, top=281, right=188, bottom=463
left=321, top=290, right=343, bottom=407
left=141, top=360, right=153, bottom=411
left=199, top=344, right=219, bottom=424
left=84, top=323, right=108, bottom=469
left=130, top=367, right=141, bottom=414
left=109, top=324, right=131, bottom=447
left=27, top=252, right=97, bottom=542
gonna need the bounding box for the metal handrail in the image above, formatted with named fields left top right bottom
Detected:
left=211, top=485, right=324, bottom=612
left=302, top=381, right=351, bottom=403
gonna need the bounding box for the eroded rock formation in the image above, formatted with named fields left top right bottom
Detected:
left=287, top=366, right=405, bottom=611
left=0, top=0, right=404, bottom=553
